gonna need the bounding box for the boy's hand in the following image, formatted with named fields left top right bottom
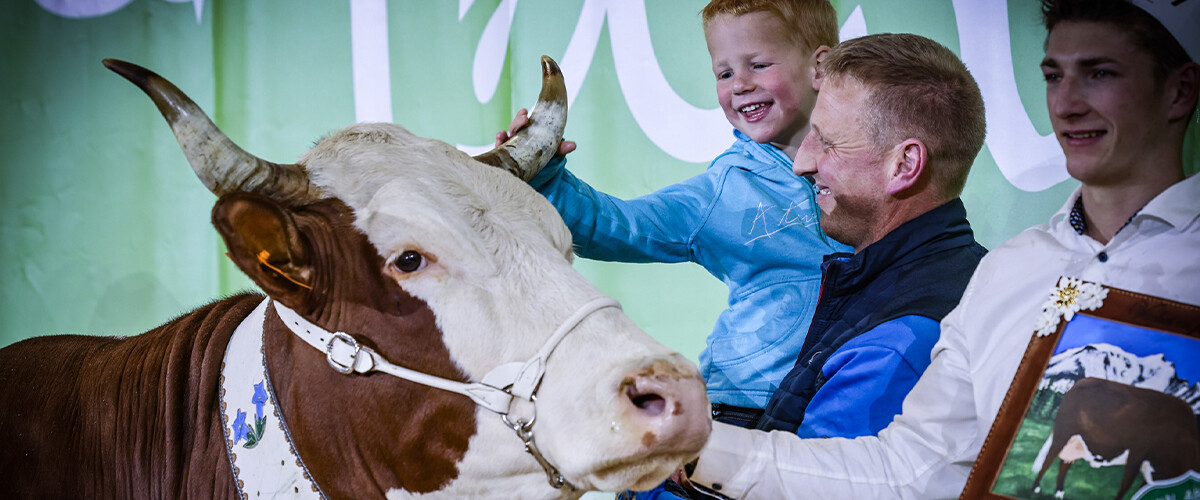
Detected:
left=495, top=108, right=576, bottom=155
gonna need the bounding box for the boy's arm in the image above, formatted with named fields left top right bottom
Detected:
left=497, top=109, right=718, bottom=263
left=531, top=157, right=716, bottom=263
left=796, top=315, right=940, bottom=439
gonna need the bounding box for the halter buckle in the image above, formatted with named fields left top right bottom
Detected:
left=326, top=332, right=363, bottom=374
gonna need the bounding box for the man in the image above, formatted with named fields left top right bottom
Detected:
left=685, top=0, right=1200, bottom=498
left=754, top=33, right=987, bottom=439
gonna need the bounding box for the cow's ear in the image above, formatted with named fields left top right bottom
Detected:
left=212, top=193, right=313, bottom=302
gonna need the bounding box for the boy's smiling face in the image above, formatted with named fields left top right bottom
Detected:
left=706, top=11, right=821, bottom=159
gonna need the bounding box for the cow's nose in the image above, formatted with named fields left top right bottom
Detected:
left=618, top=357, right=711, bottom=451
left=625, top=376, right=669, bottom=416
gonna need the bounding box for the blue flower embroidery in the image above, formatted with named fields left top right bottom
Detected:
left=252, top=381, right=268, bottom=421
left=231, top=380, right=270, bottom=449
left=232, top=409, right=250, bottom=444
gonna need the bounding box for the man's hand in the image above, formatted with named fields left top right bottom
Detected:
left=495, top=108, right=577, bottom=155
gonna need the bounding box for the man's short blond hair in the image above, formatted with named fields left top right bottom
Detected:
left=700, top=0, right=838, bottom=55
left=822, top=33, right=986, bottom=199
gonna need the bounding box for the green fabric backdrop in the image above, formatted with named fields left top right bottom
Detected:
left=3, top=0, right=1197, bottom=364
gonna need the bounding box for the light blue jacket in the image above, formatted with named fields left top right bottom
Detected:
left=529, top=130, right=850, bottom=408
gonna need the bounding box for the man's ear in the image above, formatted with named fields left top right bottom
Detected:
left=811, top=45, right=831, bottom=91
left=1166, top=62, right=1199, bottom=122
left=212, top=193, right=313, bottom=302
left=886, top=139, right=927, bottom=196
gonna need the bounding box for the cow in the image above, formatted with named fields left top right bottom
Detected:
left=1031, top=377, right=1200, bottom=500
left=0, top=57, right=711, bottom=499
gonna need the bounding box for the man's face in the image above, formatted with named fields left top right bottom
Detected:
left=706, top=11, right=819, bottom=159
left=793, top=76, right=891, bottom=252
left=1042, top=21, right=1173, bottom=187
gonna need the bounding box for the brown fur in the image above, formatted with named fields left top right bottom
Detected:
left=0, top=197, right=476, bottom=499
left=0, top=295, right=253, bottom=499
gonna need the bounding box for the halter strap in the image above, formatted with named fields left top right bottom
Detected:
left=272, top=297, right=619, bottom=413
left=271, top=296, right=622, bottom=491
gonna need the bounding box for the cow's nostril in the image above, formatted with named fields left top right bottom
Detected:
left=627, top=385, right=667, bottom=416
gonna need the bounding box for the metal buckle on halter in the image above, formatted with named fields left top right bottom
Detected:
left=326, top=332, right=363, bottom=375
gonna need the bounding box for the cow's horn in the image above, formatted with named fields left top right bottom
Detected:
left=474, top=55, right=567, bottom=182
left=103, top=59, right=323, bottom=206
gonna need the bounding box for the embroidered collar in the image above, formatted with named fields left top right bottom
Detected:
left=220, top=298, right=326, bottom=499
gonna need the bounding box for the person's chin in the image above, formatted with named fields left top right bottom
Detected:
left=815, top=196, right=833, bottom=216
left=738, top=122, right=777, bottom=144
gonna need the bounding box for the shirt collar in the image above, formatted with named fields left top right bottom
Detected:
left=1060, top=174, right=1199, bottom=236
left=733, top=129, right=794, bottom=174
left=1068, top=195, right=1142, bottom=236
left=821, top=198, right=976, bottom=296
left=1145, top=173, right=1200, bottom=230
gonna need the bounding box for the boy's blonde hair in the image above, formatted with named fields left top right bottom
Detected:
left=700, top=0, right=838, bottom=54
left=822, top=33, right=986, bottom=199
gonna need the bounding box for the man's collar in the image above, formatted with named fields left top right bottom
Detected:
left=821, top=198, right=975, bottom=294
left=1066, top=174, right=1199, bottom=237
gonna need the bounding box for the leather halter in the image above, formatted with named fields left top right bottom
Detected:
left=273, top=296, right=621, bottom=491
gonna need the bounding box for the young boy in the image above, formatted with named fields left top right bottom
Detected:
left=500, top=0, right=850, bottom=431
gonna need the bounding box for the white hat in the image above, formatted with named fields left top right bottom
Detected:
left=1130, top=0, right=1200, bottom=63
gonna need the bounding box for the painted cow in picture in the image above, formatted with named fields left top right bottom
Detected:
left=1031, top=377, right=1200, bottom=500
left=0, top=57, right=710, bottom=499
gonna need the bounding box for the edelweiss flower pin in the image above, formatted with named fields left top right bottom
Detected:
left=1034, top=277, right=1109, bottom=337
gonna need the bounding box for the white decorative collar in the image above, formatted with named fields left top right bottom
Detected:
left=220, top=298, right=325, bottom=499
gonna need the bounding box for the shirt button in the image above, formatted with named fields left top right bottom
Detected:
left=1097, top=251, right=1109, bottom=263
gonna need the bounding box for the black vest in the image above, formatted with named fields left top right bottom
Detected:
left=757, top=199, right=986, bottom=433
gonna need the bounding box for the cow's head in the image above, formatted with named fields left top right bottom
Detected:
left=104, top=58, right=710, bottom=498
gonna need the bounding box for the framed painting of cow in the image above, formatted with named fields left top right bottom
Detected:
left=963, top=277, right=1200, bottom=500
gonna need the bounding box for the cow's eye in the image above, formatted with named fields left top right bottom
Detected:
left=393, top=250, right=425, bottom=273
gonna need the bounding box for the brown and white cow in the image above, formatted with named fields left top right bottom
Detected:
left=1031, top=377, right=1200, bottom=500
left=0, top=57, right=710, bottom=499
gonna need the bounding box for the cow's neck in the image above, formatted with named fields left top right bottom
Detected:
left=259, top=298, right=478, bottom=497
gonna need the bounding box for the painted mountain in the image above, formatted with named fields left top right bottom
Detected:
left=1037, top=342, right=1200, bottom=413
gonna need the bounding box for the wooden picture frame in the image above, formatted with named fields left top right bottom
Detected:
left=961, top=278, right=1200, bottom=500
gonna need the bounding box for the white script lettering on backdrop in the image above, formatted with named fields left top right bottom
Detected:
left=952, top=0, right=1067, bottom=191
left=39, top=0, right=1068, bottom=192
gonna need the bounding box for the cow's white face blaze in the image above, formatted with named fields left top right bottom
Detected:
left=300, top=123, right=711, bottom=497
